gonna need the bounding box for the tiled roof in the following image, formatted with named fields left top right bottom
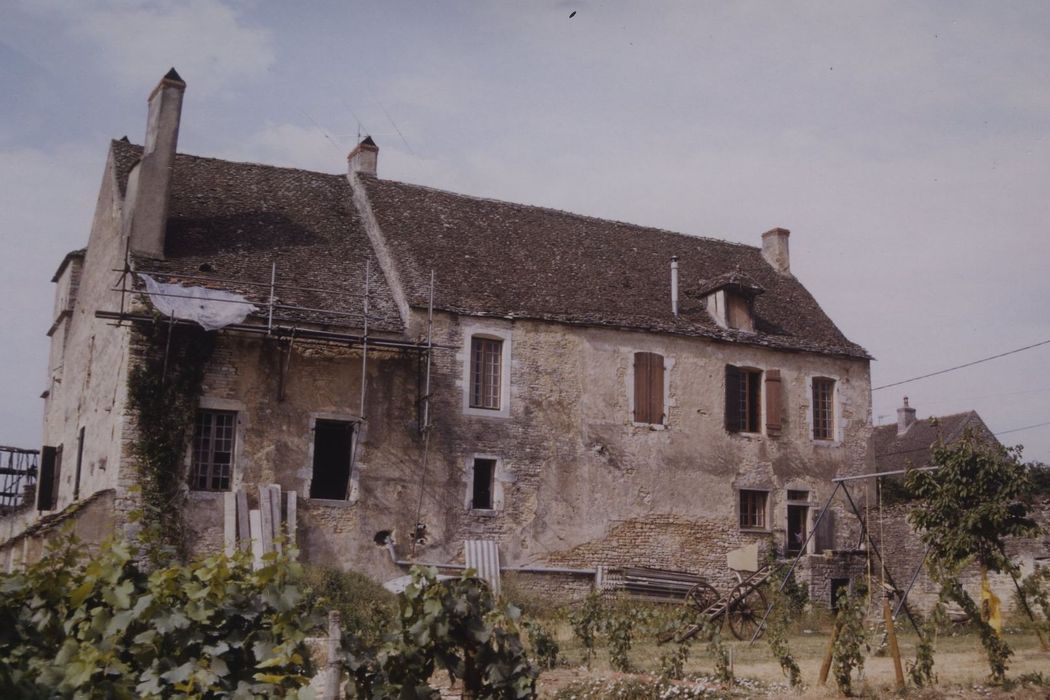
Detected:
left=111, top=140, right=404, bottom=333
left=110, top=138, right=870, bottom=358
left=693, top=271, right=765, bottom=298
left=872, top=411, right=994, bottom=473
left=360, top=175, right=869, bottom=358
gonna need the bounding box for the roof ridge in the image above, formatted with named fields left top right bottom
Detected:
left=362, top=175, right=764, bottom=253
left=112, top=139, right=348, bottom=182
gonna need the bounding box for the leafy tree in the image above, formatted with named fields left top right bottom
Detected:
left=906, top=429, right=1042, bottom=682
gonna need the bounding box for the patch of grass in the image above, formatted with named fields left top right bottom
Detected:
left=301, top=565, right=396, bottom=650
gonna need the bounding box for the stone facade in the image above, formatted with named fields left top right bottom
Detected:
left=1, top=71, right=882, bottom=606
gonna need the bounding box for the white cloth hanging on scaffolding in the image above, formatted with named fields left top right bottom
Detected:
left=139, top=273, right=259, bottom=331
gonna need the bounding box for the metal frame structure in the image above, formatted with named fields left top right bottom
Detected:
left=0, top=446, right=39, bottom=512
left=748, top=466, right=943, bottom=644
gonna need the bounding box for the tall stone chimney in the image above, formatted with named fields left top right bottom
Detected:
left=129, top=68, right=185, bottom=259
left=897, top=396, right=917, bottom=436
left=348, top=136, right=378, bottom=177
left=761, top=227, right=790, bottom=275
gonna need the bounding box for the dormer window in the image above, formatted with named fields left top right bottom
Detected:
left=697, top=272, right=764, bottom=333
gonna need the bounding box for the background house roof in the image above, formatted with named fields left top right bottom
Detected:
left=113, top=139, right=868, bottom=358
left=872, top=410, right=994, bottom=474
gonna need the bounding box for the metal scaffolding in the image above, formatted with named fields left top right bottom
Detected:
left=0, top=446, right=39, bottom=512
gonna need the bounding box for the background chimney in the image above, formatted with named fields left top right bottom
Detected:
left=348, top=136, right=379, bottom=177
left=897, top=396, right=917, bottom=436
left=761, top=227, right=790, bottom=275
left=129, top=68, right=185, bottom=259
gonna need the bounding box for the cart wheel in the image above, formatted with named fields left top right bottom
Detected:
left=685, top=581, right=720, bottom=615
left=727, top=584, right=768, bottom=641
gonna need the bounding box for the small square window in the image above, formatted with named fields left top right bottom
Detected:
left=739, top=489, right=767, bottom=529
left=191, top=410, right=236, bottom=491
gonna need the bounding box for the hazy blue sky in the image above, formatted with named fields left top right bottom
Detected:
left=2, top=1, right=1049, bottom=462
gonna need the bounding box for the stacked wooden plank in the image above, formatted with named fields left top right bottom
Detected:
left=618, top=567, right=706, bottom=602
left=223, top=484, right=297, bottom=569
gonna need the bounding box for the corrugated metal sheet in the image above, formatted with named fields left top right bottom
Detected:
left=465, top=539, right=501, bottom=595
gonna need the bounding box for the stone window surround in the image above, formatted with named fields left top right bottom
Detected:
left=806, top=374, right=842, bottom=445
left=737, top=487, right=772, bottom=532
left=304, top=411, right=362, bottom=505
left=464, top=452, right=507, bottom=515
left=627, top=351, right=673, bottom=429
left=784, top=484, right=816, bottom=555
left=186, top=397, right=247, bottom=497
left=460, top=324, right=512, bottom=419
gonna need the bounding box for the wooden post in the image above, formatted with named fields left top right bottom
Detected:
left=249, top=509, right=264, bottom=570
left=883, top=595, right=906, bottom=690
left=223, top=491, right=236, bottom=557
left=269, top=484, right=282, bottom=554
left=236, top=489, right=250, bottom=551
left=286, top=491, right=297, bottom=552
left=258, top=487, right=274, bottom=555
left=818, top=621, right=841, bottom=686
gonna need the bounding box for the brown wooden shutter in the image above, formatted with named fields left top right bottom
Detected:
left=649, top=354, right=664, bottom=424
left=725, top=365, right=741, bottom=431
left=37, top=445, right=56, bottom=511
left=814, top=508, right=836, bottom=553
left=764, top=369, right=782, bottom=437
left=633, top=352, right=649, bottom=423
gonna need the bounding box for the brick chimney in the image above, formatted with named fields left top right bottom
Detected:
left=348, top=136, right=378, bottom=177
left=129, top=68, right=185, bottom=259
left=761, top=227, right=790, bottom=275
left=897, top=396, right=917, bottom=436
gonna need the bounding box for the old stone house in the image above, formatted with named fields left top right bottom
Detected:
left=3, top=70, right=877, bottom=603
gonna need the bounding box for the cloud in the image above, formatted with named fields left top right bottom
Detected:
left=20, top=0, right=274, bottom=96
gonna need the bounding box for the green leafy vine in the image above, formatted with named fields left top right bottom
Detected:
left=126, top=320, right=215, bottom=561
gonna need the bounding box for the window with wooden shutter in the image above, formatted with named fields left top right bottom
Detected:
left=764, top=369, right=782, bottom=436
left=633, top=352, right=664, bottom=424
left=469, top=337, right=503, bottom=410
left=725, top=365, right=761, bottom=433
left=812, top=377, right=835, bottom=440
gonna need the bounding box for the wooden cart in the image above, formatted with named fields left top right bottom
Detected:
left=674, top=564, right=774, bottom=642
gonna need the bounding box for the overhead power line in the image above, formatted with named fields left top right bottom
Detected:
left=873, top=338, right=1050, bottom=391
left=993, top=420, right=1050, bottom=437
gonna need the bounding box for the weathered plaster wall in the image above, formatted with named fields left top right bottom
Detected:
left=39, top=150, right=132, bottom=517
left=180, top=308, right=872, bottom=594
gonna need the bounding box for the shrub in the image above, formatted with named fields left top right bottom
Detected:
left=831, top=583, right=867, bottom=696
left=302, top=565, right=396, bottom=651
left=0, top=532, right=319, bottom=698
left=568, top=590, right=604, bottom=668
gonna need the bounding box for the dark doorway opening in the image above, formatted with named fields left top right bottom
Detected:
left=786, top=503, right=809, bottom=555
left=831, top=578, right=851, bottom=611
left=310, top=420, right=353, bottom=500
left=472, top=458, right=495, bottom=510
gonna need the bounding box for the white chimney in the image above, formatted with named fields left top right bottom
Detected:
left=761, top=227, right=790, bottom=275
left=671, top=256, right=679, bottom=318
left=897, top=396, right=917, bottom=436
left=348, top=136, right=378, bottom=177
left=129, top=68, right=185, bottom=259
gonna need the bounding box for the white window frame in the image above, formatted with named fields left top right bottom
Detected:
left=464, top=453, right=506, bottom=514
left=806, top=375, right=842, bottom=444
left=461, top=325, right=512, bottom=419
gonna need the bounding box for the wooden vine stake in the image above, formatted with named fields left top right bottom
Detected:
left=818, top=619, right=841, bottom=686
left=883, top=595, right=906, bottom=690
